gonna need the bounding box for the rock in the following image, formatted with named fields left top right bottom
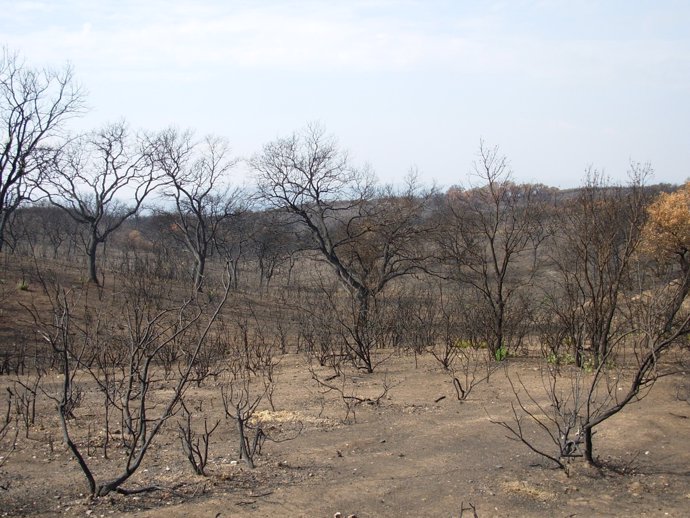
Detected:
left=628, top=480, right=643, bottom=496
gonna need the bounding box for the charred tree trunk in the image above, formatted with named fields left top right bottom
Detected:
left=87, top=236, right=100, bottom=285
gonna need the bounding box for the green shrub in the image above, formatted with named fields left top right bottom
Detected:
left=546, top=351, right=576, bottom=366
left=494, top=344, right=508, bottom=362
left=454, top=339, right=489, bottom=350
left=454, top=339, right=473, bottom=349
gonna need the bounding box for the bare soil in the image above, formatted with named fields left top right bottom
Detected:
left=1, top=351, right=689, bottom=518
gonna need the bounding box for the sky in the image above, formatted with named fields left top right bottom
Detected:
left=2, top=0, right=690, bottom=189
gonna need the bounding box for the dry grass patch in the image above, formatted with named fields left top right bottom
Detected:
left=502, top=480, right=555, bottom=501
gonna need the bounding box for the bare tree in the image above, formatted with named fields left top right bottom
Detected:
left=133, top=211, right=189, bottom=284
left=220, top=375, right=267, bottom=468
left=248, top=209, right=299, bottom=290
left=496, top=300, right=690, bottom=469
left=491, top=365, right=587, bottom=471
left=213, top=210, right=254, bottom=289
left=8, top=370, right=43, bottom=438
left=177, top=399, right=220, bottom=476
left=295, top=284, right=342, bottom=367
left=495, top=174, right=690, bottom=467
left=0, top=388, right=18, bottom=489
left=218, top=311, right=281, bottom=468
left=38, top=121, right=159, bottom=285
left=251, top=124, right=435, bottom=371
left=26, top=265, right=232, bottom=496
left=539, top=168, right=649, bottom=367
left=155, top=128, right=244, bottom=292
left=0, top=48, right=84, bottom=251
left=309, top=361, right=393, bottom=423
left=438, top=142, right=544, bottom=358
left=5, top=202, right=80, bottom=259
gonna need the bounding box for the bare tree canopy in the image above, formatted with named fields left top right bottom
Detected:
left=0, top=48, right=84, bottom=251
left=38, top=121, right=160, bottom=285
left=251, top=123, right=435, bottom=298
left=251, top=123, right=436, bottom=371
left=154, top=128, right=244, bottom=292
left=438, top=141, right=545, bottom=357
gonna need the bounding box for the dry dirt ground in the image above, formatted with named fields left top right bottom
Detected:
left=1, top=351, right=689, bottom=518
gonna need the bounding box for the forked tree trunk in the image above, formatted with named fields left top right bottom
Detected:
left=193, top=254, right=206, bottom=292
left=236, top=409, right=254, bottom=468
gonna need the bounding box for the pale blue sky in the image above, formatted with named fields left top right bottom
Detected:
left=3, top=0, right=689, bottom=188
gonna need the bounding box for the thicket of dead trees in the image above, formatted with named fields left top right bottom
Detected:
left=2, top=50, right=690, bottom=498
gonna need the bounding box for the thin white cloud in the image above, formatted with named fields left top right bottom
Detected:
left=2, top=0, right=690, bottom=187
left=13, top=1, right=52, bottom=11
left=3, top=0, right=687, bottom=90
